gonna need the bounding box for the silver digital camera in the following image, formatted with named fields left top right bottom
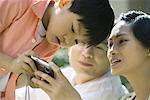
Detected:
left=30, top=56, right=54, bottom=78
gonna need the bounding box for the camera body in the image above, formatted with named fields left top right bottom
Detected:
left=30, top=56, right=54, bottom=78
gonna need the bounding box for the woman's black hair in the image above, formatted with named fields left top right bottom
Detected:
left=69, top=0, right=114, bottom=46
left=119, top=11, right=150, bottom=48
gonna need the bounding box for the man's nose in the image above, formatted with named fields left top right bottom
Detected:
left=81, top=46, right=93, bottom=59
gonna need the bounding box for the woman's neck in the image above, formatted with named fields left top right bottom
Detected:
left=125, top=66, right=150, bottom=100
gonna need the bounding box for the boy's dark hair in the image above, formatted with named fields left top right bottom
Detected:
left=69, top=0, right=114, bottom=46
left=119, top=11, right=150, bottom=48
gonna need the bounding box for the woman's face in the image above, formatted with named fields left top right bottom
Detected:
left=46, top=7, right=89, bottom=47
left=107, top=21, right=148, bottom=75
left=69, top=42, right=109, bottom=78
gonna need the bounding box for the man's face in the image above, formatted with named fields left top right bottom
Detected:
left=69, top=42, right=109, bottom=78
left=46, top=8, right=89, bottom=47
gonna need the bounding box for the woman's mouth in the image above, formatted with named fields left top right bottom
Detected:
left=110, top=58, right=122, bottom=68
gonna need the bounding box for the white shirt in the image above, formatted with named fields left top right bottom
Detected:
left=16, top=86, right=50, bottom=100
left=15, top=67, right=128, bottom=100
left=62, top=67, right=127, bottom=100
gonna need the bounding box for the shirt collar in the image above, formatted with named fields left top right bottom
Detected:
left=32, top=0, right=51, bottom=19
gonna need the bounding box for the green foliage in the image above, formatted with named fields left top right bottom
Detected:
left=120, top=75, right=129, bottom=84
left=52, top=48, right=69, bottom=68
left=120, top=75, right=133, bottom=92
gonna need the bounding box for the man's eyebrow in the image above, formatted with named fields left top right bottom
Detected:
left=108, top=34, right=127, bottom=41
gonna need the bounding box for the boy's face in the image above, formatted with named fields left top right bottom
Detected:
left=46, top=8, right=89, bottom=47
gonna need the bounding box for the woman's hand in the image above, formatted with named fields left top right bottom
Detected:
left=31, top=62, right=82, bottom=100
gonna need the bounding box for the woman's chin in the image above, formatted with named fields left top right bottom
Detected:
left=111, top=69, right=121, bottom=76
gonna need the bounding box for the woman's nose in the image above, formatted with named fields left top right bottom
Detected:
left=108, top=45, right=119, bottom=56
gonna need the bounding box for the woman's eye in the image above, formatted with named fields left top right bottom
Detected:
left=119, top=39, right=128, bottom=44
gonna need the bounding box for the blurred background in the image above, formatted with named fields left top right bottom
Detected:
left=110, top=0, right=150, bottom=18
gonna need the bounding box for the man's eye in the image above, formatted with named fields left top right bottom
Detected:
left=71, top=25, right=75, bottom=33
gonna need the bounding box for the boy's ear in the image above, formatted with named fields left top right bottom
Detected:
left=146, top=48, right=150, bottom=56
left=73, top=20, right=80, bottom=35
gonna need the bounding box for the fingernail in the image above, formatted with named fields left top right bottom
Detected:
left=31, top=78, right=37, bottom=82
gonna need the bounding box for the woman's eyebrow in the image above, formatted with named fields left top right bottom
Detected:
left=108, top=34, right=127, bottom=41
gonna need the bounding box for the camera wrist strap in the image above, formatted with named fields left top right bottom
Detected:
left=25, top=75, right=30, bottom=100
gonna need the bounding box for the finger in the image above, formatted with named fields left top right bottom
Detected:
left=30, top=81, right=39, bottom=88
left=20, top=69, right=34, bottom=81
left=35, top=74, right=41, bottom=80
left=21, top=62, right=34, bottom=74
left=31, top=77, right=52, bottom=92
left=34, top=71, right=55, bottom=84
left=22, top=56, right=37, bottom=71
left=49, top=62, right=64, bottom=79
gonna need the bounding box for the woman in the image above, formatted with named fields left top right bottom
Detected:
left=107, top=11, right=150, bottom=100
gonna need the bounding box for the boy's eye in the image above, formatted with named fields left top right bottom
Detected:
left=96, top=46, right=103, bottom=50
left=96, top=46, right=101, bottom=49
left=71, top=24, right=75, bottom=33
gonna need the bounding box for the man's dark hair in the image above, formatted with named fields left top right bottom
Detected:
left=69, top=0, right=114, bottom=46
left=119, top=11, right=150, bottom=48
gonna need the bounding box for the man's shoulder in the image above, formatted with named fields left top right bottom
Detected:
left=61, top=67, right=75, bottom=81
